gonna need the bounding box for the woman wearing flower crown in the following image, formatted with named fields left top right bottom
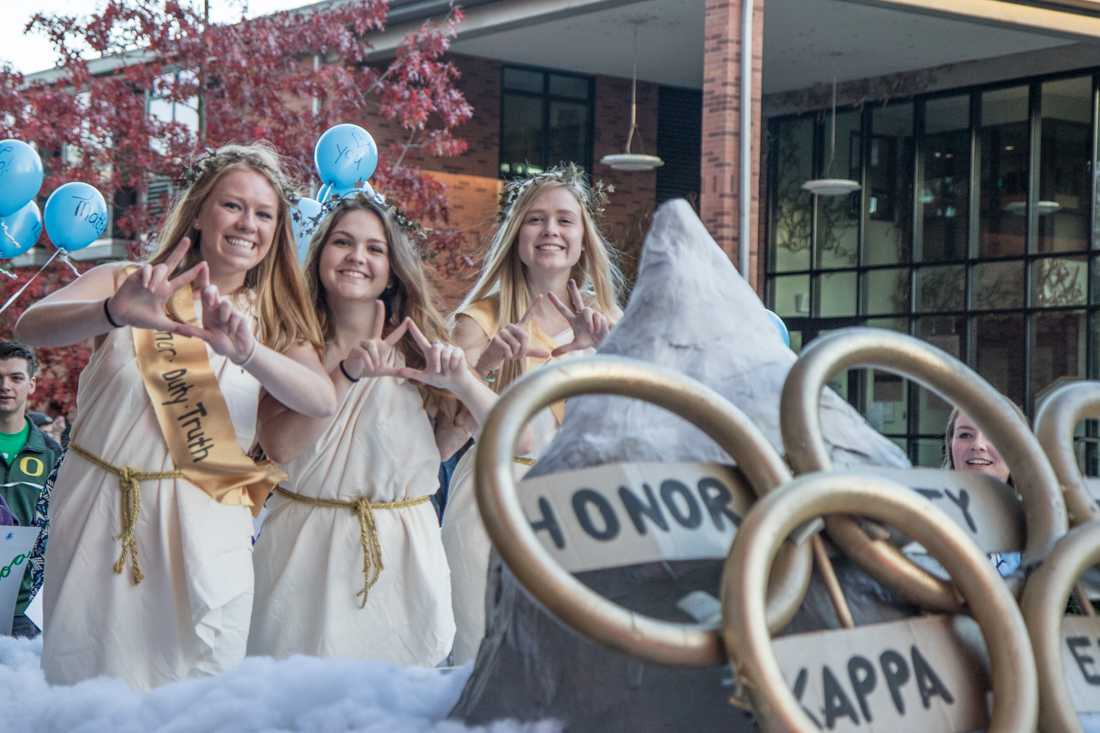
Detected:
left=248, top=192, right=498, bottom=666
left=15, top=143, right=336, bottom=689
left=442, top=164, right=624, bottom=663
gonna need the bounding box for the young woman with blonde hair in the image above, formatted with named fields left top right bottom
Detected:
left=15, top=143, right=336, bottom=689
left=248, top=192, right=498, bottom=666
left=442, top=164, right=624, bottom=663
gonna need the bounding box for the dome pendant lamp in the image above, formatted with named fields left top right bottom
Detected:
left=600, top=23, right=664, bottom=172
left=802, top=77, right=860, bottom=196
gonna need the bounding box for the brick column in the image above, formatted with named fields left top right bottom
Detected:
left=701, top=0, right=764, bottom=293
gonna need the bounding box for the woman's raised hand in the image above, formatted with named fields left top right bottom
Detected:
left=106, top=237, right=209, bottom=334
left=395, top=319, right=473, bottom=391
left=341, top=302, right=410, bottom=380
left=548, top=279, right=611, bottom=356
left=475, top=296, right=551, bottom=376
left=175, top=282, right=259, bottom=365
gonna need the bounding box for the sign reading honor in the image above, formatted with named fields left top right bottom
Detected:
left=1062, top=616, right=1100, bottom=713
left=517, top=462, right=753, bottom=573
left=772, top=616, right=988, bottom=733
left=846, top=467, right=1024, bottom=553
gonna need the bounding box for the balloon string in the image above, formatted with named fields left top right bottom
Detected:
left=0, top=269, right=15, bottom=280
left=59, top=253, right=79, bottom=276
left=0, top=249, right=61, bottom=316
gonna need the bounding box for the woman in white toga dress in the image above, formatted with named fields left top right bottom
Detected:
left=249, top=191, right=498, bottom=666
left=441, top=165, right=623, bottom=663
left=15, top=144, right=336, bottom=689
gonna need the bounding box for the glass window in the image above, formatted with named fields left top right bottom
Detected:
left=864, top=369, right=908, bottom=435
left=915, top=315, right=964, bottom=434
left=865, top=102, right=914, bottom=266
left=815, top=271, right=858, bottom=316
left=547, top=101, right=590, bottom=168
left=974, top=313, right=1026, bottom=408
left=816, top=109, right=861, bottom=269
left=1033, top=256, right=1088, bottom=307
left=503, top=67, right=543, bottom=93
left=1032, top=310, right=1086, bottom=408
left=915, top=438, right=946, bottom=468
left=979, top=86, right=1029, bottom=258
left=921, top=95, right=970, bottom=262
left=972, top=260, right=1025, bottom=310
left=770, top=274, right=810, bottom=317
left=862, top=268, right=909, bottom=314
left=1039, top=76, right=1092, bottom=254
left=549, top=74, right=589, bottom=99
left=915, top=265, right=965, bottom=312
left=772, top=117, right=814, bottom=272
left=500, top=94, right=543, bottom=176
left=499, top=67, right=592, bottom=176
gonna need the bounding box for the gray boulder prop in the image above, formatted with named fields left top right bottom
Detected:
left=450, top=200, right=914, bottom=730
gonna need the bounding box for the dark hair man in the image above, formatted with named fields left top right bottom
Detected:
left=0, top=341, right=61, bottom=638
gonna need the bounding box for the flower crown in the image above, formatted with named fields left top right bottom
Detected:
left=178, top=147, right=301, bottom=202
left=497, top=162, right=613, bottom=225
left=315, top=187, right=429, bottom=242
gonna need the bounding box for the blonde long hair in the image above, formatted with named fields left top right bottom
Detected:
left=454, top=177, right=623, bottom=392
left=303, top=193, right=450, bottom=405
left=149, top=142, right=323, bottom=355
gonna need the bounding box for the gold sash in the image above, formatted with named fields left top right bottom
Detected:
left=132, top=286, right=286, bottom=515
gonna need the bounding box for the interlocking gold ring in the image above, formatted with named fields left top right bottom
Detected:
left=1020, top=520, right=1100, bottom=733
left=1034, top=381, right=1100, bottom=526
left=723, top=471, right=1038, bottom=732
left=781, top=327, right=1067, bottom=611
left=475, top=355, right=813, bottom=666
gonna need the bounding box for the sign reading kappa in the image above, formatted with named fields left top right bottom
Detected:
left=771, top=616, right=989, bottom=733
left=517, top=462, right=755, bottom=573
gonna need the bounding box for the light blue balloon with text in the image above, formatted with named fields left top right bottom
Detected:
left=43, top=182, right=109, bottom=252
left=0, top=200, right=42, bottom=258
left=0, top=140, right=45, bottom=217
left=314, top=124, right=378, bottom=189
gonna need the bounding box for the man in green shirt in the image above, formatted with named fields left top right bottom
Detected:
left=0, top=341, right=60, bottom=638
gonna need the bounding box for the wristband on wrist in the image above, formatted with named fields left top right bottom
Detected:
left=234, top=340, right=258, bottom=369
left=339, top=359, right=361, bottom=383
left=103, top=298, right=124, bottom=329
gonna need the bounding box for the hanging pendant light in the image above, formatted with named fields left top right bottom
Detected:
left=802, top=78, right=860, bottom=196
left=601, top=23, right=664, bottom=172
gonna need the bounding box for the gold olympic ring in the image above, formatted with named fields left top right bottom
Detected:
left=1034, top=381, right=1100, bottom=526
left=723, top=471, right=1038, bottom=732
left=1020, top=520, right=1100, bottom=733
left=475, top=354, right=813, bottom=667
left=781, top=327, right=1067, bottom=611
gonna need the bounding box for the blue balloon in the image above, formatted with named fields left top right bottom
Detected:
left=0, top=140, right=44, bottom=217
left=43, top=182, right=109, bottom=252
left=0, top=200, right=42, bottom=258
left=765, top=309, right=791, bottom=347
left=314, top=124, right=378, bottom=189
left=290, top=197, right=325, bottom=262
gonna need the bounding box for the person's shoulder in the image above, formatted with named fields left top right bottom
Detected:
left=457, top=296, right=500, bottom=337
left=24, top=420, right=62, bottom=462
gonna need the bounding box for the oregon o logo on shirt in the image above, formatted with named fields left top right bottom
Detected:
left=19, top=456, right=44, bottom=477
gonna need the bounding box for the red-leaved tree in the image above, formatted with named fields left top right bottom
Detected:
left=0, top=0, right=473, bottom=414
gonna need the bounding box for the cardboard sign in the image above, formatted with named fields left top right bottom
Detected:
left=1062, top=616, right=1100, bottom=713
left=517, top=462, right=755, bottom=573
left=771, top=616, right=988, bottom=733
left=845, top=467, right=1024, bottom=553
left=0, top=525, right=39, bottom=635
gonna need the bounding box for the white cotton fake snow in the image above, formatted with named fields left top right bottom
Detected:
left=0, top=636, right=561, bottom=733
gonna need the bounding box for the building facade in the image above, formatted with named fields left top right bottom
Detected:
left=24, top=0, right=1100, bottom=468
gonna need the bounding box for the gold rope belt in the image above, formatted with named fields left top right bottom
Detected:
left=69, top=442, right=182, bottom=586
left=275, top=486, right=431, bottom=607
left=513, top=457, right=536, bottom=466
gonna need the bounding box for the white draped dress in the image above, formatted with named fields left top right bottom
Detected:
left=42, top=321, right=259, bottom=690
left=442, top=298, right=589, bottom=664
left=248, top=373, right=454, bottom=666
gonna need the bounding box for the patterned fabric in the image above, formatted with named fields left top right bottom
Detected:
left=27, top=447, right=61, bottom=604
